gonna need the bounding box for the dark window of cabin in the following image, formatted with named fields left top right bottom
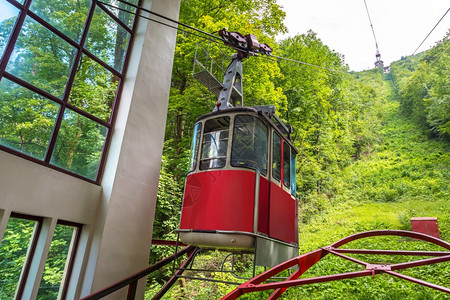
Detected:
left=200, top=116, right=230, bottom=170
left=291, top=153, right=297, bottom=196
left=283, top=141, right=290, bottom=188
left=231, top=115, right=268, bottom=175
left=189, top=122, right=202, bottom=171
left=272, top=132, right=281, bottom=182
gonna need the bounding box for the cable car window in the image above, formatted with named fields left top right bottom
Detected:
left=231, top=115, right=268, bottom=175
left=272, top=132, right=281, bottom=182
left=189, top=122, right=202, bottom=171
left=200, top=117, right=230, bottom=170
left=283, top=141, right=290, bottom=188
left=291, top=153, right=297, bottom=196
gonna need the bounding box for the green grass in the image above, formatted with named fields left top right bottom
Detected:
left=147, top=90, right=450, bottom=300
left=287, top=100, right=450, bottom=299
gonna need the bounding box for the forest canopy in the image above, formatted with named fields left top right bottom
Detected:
left=151, top=0, right=449, bottom=298
left=0, top=0, right=448, bottom=298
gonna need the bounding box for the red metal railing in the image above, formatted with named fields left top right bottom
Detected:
left=222, top=230, right=450, bottom=299
left=81, top=242, right=195, bottom=300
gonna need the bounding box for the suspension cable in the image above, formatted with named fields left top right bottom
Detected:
left=412, top=7, right=450, bottom=55
left=429, top=38, right=450, bottom=67
left=267, top=54, right=350, bottom=75
left=100, top=0, right=352, bottom=75
left=363, top=0, right=380, bottom=53
left=98, top=1, right=222, bottom=43
left=112, top=0, right=223, bottom=42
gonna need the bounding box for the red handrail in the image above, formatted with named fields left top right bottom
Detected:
left=81, top=244, right=197, bottom=300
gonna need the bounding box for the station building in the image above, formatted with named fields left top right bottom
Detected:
left=0, top=0, right=180, bottom=298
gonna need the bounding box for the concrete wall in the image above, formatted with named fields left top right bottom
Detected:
left=84, top=0, right=180, bottom=298
left=0, top=0, right=180, bottom=298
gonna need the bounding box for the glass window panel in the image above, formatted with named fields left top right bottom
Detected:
left=85, top=5, right=131, bottom=73
left=200, top=116, right=230, bottom=170
left=0, top=1, right=20, bottom=58
left=291, top=154, right=296, bottom=196
left=0, top=217, right=38, bottom=299
left=0, top=79, right=60, bottom=160
left=231, top=115, right=268, bottom=175
left=37, top=224, right=77, bottom=300
left=68, top=55, right=119, bottom=122
left=5, top=16, right=77, bottom=98
left=50, top=108, right=108, bottom=180
left=102, top=0, right=139, bottom=29
left=272, top=132, right=281, bottom=182
left=30, top=0, right=90, bottom=43
left=189, top=122, right=202, bottom=171
left=283, top=141, right=290, bottom=188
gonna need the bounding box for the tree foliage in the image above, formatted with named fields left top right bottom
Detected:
left=0, top=0, right=137, bottom=295
left=151, top=2, right=449, bottom=297
left=0, top=0, right=134, bottom=180
left=392, top=35, right=450, bottom=139
left=163, top=0, right=287, bottom=182
left=0, top=0, right=448, bottom=298
left=0, top=218, right=36, bottom=299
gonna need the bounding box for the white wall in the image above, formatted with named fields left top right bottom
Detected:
left=83, top=0, right=181, bottom=298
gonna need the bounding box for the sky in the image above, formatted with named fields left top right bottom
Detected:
left=1, top=1, right=448, bottom=71
left=0, top=2, right=19, bottom=20
left=276, top=0, right=450, bottom=71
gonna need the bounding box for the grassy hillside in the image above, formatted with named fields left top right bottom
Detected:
left=149, top=27, right=449, bottom=297
left=148, top=77, right=449, bottom=299
left=286, top=83, right=450, bottom=299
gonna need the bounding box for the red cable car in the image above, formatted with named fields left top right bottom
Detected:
left=178, top=105, right=298, bottom=263
left=177, top=30, right=298, bottom=267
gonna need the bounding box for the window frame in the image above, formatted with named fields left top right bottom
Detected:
left=199, top=116, right=231, bottom=170
left=290, top=151, right=297, bottom=196
left=282, top=140, right=291, bottom=189
left=0, top=0, right=141, bottom=184
left=40, top=219, right=82, bottom=300
left=271, top=131, right=282, bottom=183
left=230, top=114, right=268, bottom=176
left=188, top=121, right=202, bottom=172
left=6, top=213, right=44, bottom=300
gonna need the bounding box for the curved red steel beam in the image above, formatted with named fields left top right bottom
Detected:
left=221, top=230, right=450, bottom=300
left=330, top=230, right=450, bottom=250
left=222, top=249, right=326, bottom=300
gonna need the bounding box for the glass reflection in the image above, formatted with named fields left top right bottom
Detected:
left=283, top=141, right=290, bottom=188
left=0, top=78, right=60, bottom=160
left=231, top=115, right=268, bottom=175
left=272, top=132, right=281, bottom=181
left=0, top=217, right=37, bottom=299
left=85, top=5, right=131, bottom=72
left=0, top=1, right=20, bottom=58
left=189, top=122, right=202, bottom=171
left=37, top=224, right=76, bottom=299
left=200, top=117, right=230, bottom=170
left=5, top=16, right=77, bottom=99
left=69, top=54, right=119, bottom=122
left=102, top=0, right=139, bottom=29
left=50, top=108, right=107, bottom=180
left=30, top=0, right=90, bottom=43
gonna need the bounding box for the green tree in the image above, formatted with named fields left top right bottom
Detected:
left=0, top=218, right=36, bottom=299
left=163, top=0, right=287, bottom=182
left=0, top=0, right=139, bottom=295
left=0, top=0, right=134, bottom=178
left=276, top=31, right=353, bottom=196
left=393, top=34, right=450, bottom=139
